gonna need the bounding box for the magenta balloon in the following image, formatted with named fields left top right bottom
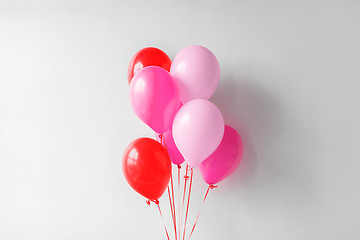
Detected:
left=199, top=125, right=243, bottom=185
left=170, top=45, right=220, bottom=103
left=129, top=66, right=180, bottom=133
left=163, top=128, right=185, bottom=165
left=172, top=99, right=224, bottom=167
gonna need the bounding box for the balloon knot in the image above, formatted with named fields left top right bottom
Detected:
left=146, top=199, right=159, bottom=205
left=177, top=164, right=181, bottom=169
left=209, top=185, right=218, bottom=189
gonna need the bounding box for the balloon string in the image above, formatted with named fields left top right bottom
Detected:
left=187, top=185, right=217, bottom=240
left=182, top=165, right=189, bottom=209
left=162, top=137, right=177, bottom=235
left=182, top=167, right=193, bottom=240
left=167, top=184, right=177, bottom=239
left=154, top=133, right=172, bottom=239
left=162, top=136, right=177, bottom=240
left=179, top=165, right=189, bottom=239
left=170, top=172, right=177, bottom=240
left=177, top=164, right=181, bottom=240
left=160, top=133, right=164, bottom=145
left=156, top=201, right=171, bottom=240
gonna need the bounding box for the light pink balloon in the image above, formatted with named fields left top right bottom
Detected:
left=129, top=66, right=180, bottom=133
left=199, top=125, right=243, bottom=185
left=172, top=99, right=224, bottom=167
left=163, top=129, right=185, bottom=165
left=170, top=45, right=220, bottom=103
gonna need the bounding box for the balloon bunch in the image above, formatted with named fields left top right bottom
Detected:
left=123, top=46, right=244, bottom=240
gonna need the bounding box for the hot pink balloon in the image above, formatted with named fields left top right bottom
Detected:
left=129, top=66, right=180, bottom=133
left=163, top=128, right=185, bottom=165
left=172, top=99, right=224, bottom=167
left=199, top=125, right=243, bottom=185
left=170, top=45, right=220, bottom=103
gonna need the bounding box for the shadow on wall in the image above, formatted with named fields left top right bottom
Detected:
left=210, top=76, right=282, bottom=187
left=210, top=73, right=318, bottom=207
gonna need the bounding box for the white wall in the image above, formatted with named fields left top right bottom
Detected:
left=1, top=1, right=359, bottom=239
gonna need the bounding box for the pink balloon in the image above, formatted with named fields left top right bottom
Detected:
left=199, top=125, right=243, bottom=185
left=172, top=99, right=224, bottom=167
left=163, top=128, right=185, bottom=165
left=170, top=45, right=220, bottom=103
left=129, top=66, right=180, bottom=133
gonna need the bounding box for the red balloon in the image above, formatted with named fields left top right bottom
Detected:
left=122, top=137, right=172, bottom=200
left=127, top=47, right=172, bottom=83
